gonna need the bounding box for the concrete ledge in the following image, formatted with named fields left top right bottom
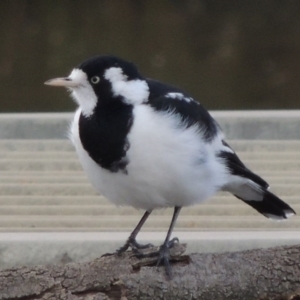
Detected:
left=0, top=110, right=300, bottom=139
left=1, top=231, right=300, bottom=270
left=213, top=110, right=300, bottom=140
left=0, top=113, right=72, bottom=140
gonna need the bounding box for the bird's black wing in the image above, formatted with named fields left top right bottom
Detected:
left=146, top=79, right=219, bottom=142
left=147, top=78, right=268, bottom=187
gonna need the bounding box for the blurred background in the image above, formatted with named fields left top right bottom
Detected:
left=1, top=0, right=300, bottom=112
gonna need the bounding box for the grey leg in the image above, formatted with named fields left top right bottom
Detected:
left=135, top=206, right=182, bottom=278
left=116, top=210, right=153, bottom=254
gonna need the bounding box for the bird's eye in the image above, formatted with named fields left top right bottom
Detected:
left=91, top=76, right=100, bottom=84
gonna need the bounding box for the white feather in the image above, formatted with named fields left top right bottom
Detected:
left=69, top=69, right=97, bottom=118
left=222, top=175, right=264, bottom=201
left=104, top=67, right=149, bottom=105
left=166, top=92, right=192, bottom=102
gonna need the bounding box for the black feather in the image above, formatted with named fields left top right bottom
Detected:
left=236, top=189, right=296, bottom=219
left=147, top=79, right=219, bottom=142
left=79, top=100, right=133, bottom=173
left=218, top=142, right=269, bottom=189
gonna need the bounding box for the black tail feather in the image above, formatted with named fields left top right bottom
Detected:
left=235, top=189, right=296, bottom=220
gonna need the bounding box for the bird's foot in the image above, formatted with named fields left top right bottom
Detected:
left=134, top=237, right=179, bottom=278
left=101, top=237, right=153, bottom=257
left=116, top=237, right=153, bottom=255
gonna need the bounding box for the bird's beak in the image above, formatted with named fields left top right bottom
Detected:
left=44, top=77, right=79, bottom=87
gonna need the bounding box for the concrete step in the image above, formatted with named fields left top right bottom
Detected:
left=1, top=151, right=300, bottom=161
left=227, top=140, right=300, bottom=152
left=238, top=152, right=300, bottom=160
left=0, top=184, right=296, bottom=198
left=1, top=139, right=300, bottom=152
left=0, top=175, right=298, bottom=184
left=0, top=215, right=298, bottom=231
left=0, top=160, right=82, bottom=171
left=0, top=155, right=300, bottom=165
left=0, top=159, right=300, bottom=172
left=0, top=175, right=88, bottom=184
left=0, top=112, right=299, bottom=269
left=1, top=170, right=300, bottom=178
left=0, top=204, right=299, bottom=216
left=0, top=183, right=97, bottom=196
left=0, top=195, right=298, bottom=206
left=0, top=152, right=78, bottom=160
left=0, top=183, right=298, bottom=196
left=0, top=140, right=74, bottom=151
left=0, top=195, right=109, bottom=205
left=1, top=111, right=300, bottom=140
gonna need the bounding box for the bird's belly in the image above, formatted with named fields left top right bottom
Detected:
left=70, top=107, right=227, bottom=210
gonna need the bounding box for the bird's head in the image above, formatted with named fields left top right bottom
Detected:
left=45, top=56, right=149, bottom=117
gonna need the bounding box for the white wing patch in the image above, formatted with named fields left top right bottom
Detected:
left=222, top=176, right=264, bottom=201
left=165, top=92, right=194, bottom=103
left=104, top=67, right=149, bottom=105
left=104, top=67, right=127, bottom=82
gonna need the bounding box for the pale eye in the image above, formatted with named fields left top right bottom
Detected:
left=91, top=76, right=100, bottom=84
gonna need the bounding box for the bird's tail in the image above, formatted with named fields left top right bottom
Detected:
left=234, top=187, right=296, bottom=220
left=219, top=144, right=296, bottom=220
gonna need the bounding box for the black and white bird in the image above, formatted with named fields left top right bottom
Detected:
left=45, top=55, right=295, bottom=276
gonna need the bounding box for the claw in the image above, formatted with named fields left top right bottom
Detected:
left=101, top=239, right=153, bottom=257
left=167, top=237, right=179, bottom=248
left=116, top=238, right=153, bottom=255
left=132, top=241, right=154, bottom=250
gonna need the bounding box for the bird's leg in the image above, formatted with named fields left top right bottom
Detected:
left=116, top=210, right=153, bottom=255
left=135, top=206, right=182, bottom=278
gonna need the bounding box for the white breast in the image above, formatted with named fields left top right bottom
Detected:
left=70, top=106, right=229, bottom=210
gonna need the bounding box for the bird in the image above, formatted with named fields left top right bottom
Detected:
left=45, top=55, right=296, bottom=277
